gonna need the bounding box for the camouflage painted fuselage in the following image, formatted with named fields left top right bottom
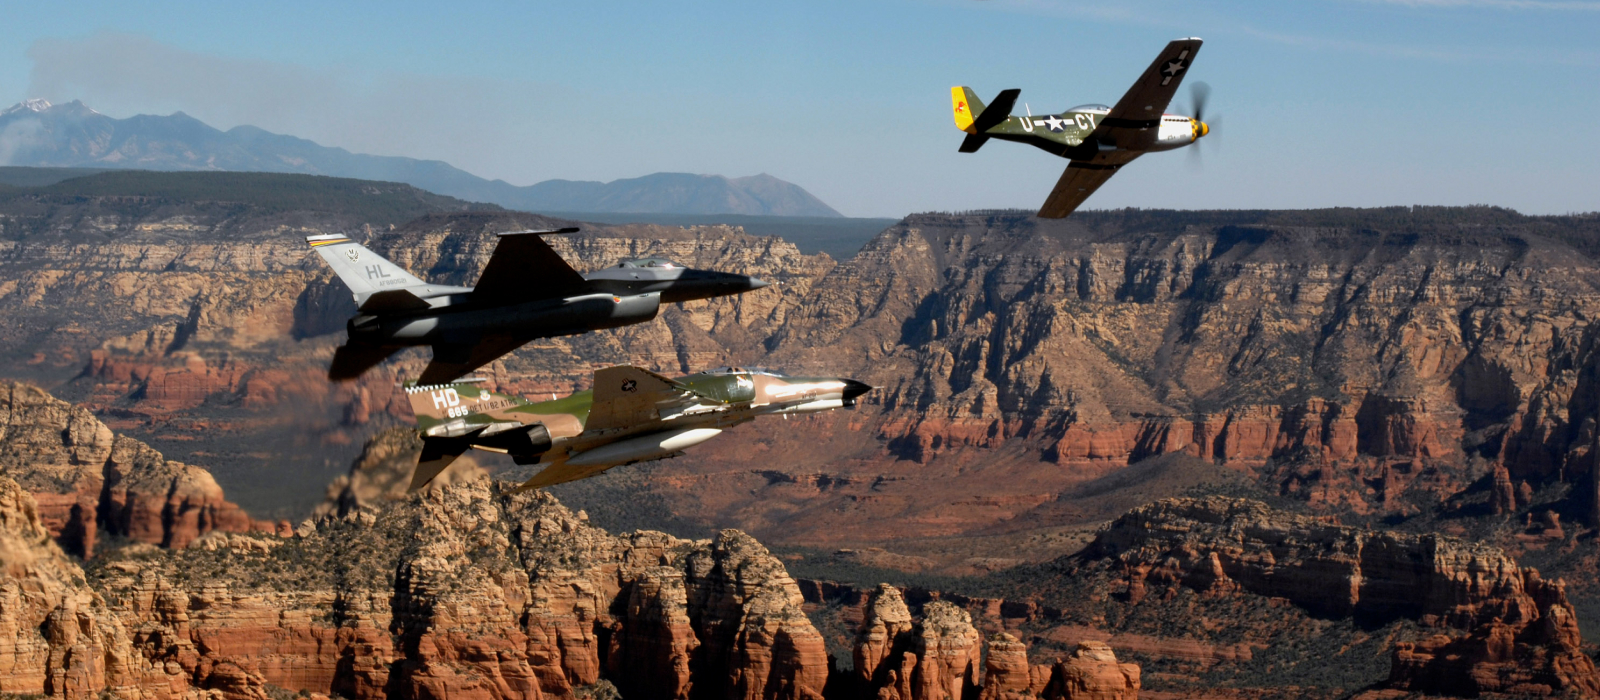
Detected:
left=404, top=366, right=871, bottom=489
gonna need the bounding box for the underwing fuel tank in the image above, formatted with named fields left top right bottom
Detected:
left=563, top=427, right=724, bottom=467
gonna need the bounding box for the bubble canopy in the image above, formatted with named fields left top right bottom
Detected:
left=1067, top=104, right=1111, bottom=113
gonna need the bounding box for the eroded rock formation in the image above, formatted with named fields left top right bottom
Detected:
left=0, top=381, right=278, bottom=556
left=1083, top=496, right=1600, bottom=697
left=0, top=470, right=830, bottom=700
left=12, top=202, right=1600, bottom=555
left=842, top=584, right=1136, bottom=700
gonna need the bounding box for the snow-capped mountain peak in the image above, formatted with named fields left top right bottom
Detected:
left=1, top=98, right=54, bottom=116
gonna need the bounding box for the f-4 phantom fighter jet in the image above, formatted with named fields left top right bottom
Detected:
left=952, top=38, right=1210, bottom=218
left=402, top=366, right=873, bottom=491
left=306, top=229, right=769, bottom=384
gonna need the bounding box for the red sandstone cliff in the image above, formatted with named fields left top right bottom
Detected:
left=837, top=583, right=1136, bottom=700
left=11, top=204, right=1600, bottom=561
left=0, top=471, right=833, bottom=700
left=0, top=381, right=281, bottom=556
left=1079, top=497, right=1600, bottom=697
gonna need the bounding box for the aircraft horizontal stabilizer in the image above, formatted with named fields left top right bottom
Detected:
left=329, top=342, right=402, bottom=380
left=973, top=89, right=1019, bottom=133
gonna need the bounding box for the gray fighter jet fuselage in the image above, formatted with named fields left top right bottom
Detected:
left=306, top=229, right=768, bottom=384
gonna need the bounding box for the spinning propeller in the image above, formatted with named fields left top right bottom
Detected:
left=1187, top=81, right=1220, bottom=169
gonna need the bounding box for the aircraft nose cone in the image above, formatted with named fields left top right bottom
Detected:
left=840, top=379, right=873, bottom=403
left=1200, top=121, right=1210, bottom=138
left=748, top=277, right=771, bottom=290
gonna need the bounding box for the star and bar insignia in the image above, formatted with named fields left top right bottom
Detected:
left=1159, top=52, right=1190, bottom=86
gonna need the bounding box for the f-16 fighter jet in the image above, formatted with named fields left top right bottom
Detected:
left=402, top=365, right=873, bottom=491
left=305, top=229, right=769, bottom=384
left=952, top=37, right=1210, bottom=218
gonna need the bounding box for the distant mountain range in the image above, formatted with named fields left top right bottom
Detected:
left=0, top=99, right=842, bottom=217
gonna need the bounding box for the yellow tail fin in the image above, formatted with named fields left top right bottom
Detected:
left=951, top=86, right=984, bottom=133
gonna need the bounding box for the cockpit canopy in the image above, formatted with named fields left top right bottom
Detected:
left=703, top=366, right=787, bottom=378
left=1067, top=104, right=1111, bottom=113
left=617, top=258, right=682, bottom=269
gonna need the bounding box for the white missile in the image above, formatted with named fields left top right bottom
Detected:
left=563, top=427, right=723, bottom=468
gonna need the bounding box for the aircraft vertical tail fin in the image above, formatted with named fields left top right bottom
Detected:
left=951, top=86, right=985, bottom=133
left=306, top=234, right=429, bottom=303
left=401, top=379, right=544, bottom=492
left=411, top=438, right=468, bottom=491
left=952, top=87, right=1019, bottom=153
left=402, top=379, right=520, bottom=425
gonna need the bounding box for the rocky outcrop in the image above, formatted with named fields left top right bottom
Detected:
left=0, top=381, right=279, bottom=556
left=850, top=589, right=980, bottom=700
left=0, top=475, right=124, bottom=698
left=1083, top=496, right=1600, bottom=697
left=3, top=467, right=829, bottom=700
left=976, top=635, right=1141, bottom=700
left=853, top=583, right=915, bottom=690
left=1041, top=642, right=1139, bottom=700
left=840, top=585, right=1135, bottom=700
left=978, top=632, right=1044, bottom=700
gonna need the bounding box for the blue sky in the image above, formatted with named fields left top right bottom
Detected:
left=1, top=0, right=1596, bottom=217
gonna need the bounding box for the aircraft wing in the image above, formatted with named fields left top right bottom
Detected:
left=1096, top=38, right=1202, bottom=149
left=1038, top=152, right=1142, bottom=219
left=471, top=228, right=586, bottom=305
left=418, top=333, right=536, bottom=384
left=584, top=365, right=690, bottom=432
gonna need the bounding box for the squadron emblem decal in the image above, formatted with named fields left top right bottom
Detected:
left=621, top=379, right=637, bottom=392
left=345, top=249, right=361, bottom=262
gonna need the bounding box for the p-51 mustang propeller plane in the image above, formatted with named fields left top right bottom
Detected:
left=952, top=38, right=1211, bottom=218
left=306, top=229, right=770, bottom=384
